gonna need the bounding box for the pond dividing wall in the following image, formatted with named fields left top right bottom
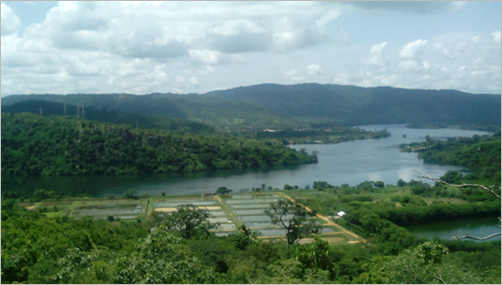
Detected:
left=147, top=193, right=356, bottom=244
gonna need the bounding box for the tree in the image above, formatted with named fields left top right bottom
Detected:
left=359, top=241, right=481, bottom=284
left=373, top=181, right=385, bottom=188
left=265, top=199, right=321, bottom=248
left=216, top=186, right=232, bottom=195
left=440, top=170, right=463, bottom=184
left=124, top=189, right=138, bottom=199
left=414, top=168, right=501, bottom=240
left=164, top=204, right=214, bottom=239
left=294, top=236, right=333, bottom=275
left=52, top=227, right=217, bottom=284
left=227, top=225, right=260, bottom=250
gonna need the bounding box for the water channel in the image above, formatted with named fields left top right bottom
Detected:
left=2, top=124, right=490, bottom=198
left=405, top=216, right=501, bottom=242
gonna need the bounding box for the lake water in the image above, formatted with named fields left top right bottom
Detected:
left=1, top=124, right=490, bottom=198
left=405, top=216, right=501, bottom=242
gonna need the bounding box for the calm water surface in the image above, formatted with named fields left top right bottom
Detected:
left=1, top=124, right=490, bottom=198
left=405, top=216, right=501, bottom=242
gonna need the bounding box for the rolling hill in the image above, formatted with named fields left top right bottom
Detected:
left=205, top=83, right=501, bottom=126
left=2, top=83, right=500, bottom=128
left=1, top=100, right=217, bottom=135
left=1, top=93, right=300, bottom=130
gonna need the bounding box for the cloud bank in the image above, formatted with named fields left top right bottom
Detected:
left=1, top=1, right=500, bottom=95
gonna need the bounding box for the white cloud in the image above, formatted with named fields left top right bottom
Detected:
left=400, top=39, right=428, bottom=58
left=365, top=42, right=387, bottom=65
left=316, top=9, right=341, bottom=30
left=307, top=64, right=322, bottom=75
left=1, top=1, right=499, bottom=95
left=345, top=1, right=465, bottom=14
left=188, top=49, right=243, bottom=65
left=491, top=31, right=501, bottom=43
left=370, top=42, right=387, bottom=55
left=398, top=60, right=422, bottom=72
left=213, top=19, right=267, bottom=36
left=1, top=3, right=22, bottom=35
left=205, top=66, right=216, bottom=73
left=284, top=69, right=304, bottom=81
left=188, top=77, right=198, bottom=85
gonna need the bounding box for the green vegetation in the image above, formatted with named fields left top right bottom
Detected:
left=400, top=133, right=501, bottom=183
left=1, top=92, right=500, bottom=283
left=158, top=204, right=215, bottom=239
left=265, top=199, right=320, bottom=248
left=1, top=113, right=317, bottom=176
left=3, top=177, right=500, bottom=283
left=3, top=127, right=501, bottom=283
left=205, top=83, right=501, bottom=126
left=3, top=83, right=500, bottom=130
left=2, top=100, right=217, bottom=134
left=257, top=127, right=390, bottom=144
left=1, top=93, right=301, bottom=131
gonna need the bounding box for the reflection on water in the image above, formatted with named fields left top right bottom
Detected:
left=1, top=125, right=490, bottom=197
left=405, top=216, right=501, bottom=243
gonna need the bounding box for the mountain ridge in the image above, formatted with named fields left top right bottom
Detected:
left=2, top=83, right=500, bottom=127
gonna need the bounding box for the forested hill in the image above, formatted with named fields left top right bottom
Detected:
left=1, top=93, right=299, bottom=130
left=1, top=113, right=317, bottom=176
left=2, top=100, right=217, bottom=135
left=205, top=83, right=501, bottom=125
left=2, top=83, right=500, bottom=127
left=401, top=133, right=501, bottom=183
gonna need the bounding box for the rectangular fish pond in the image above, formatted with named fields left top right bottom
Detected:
left=226, top=194, right=281, bottom=200
left=153, top=200, right=218, bottom=207
left=212, top=223, right=237, bottom=231
left=208, top=217, right=233, bottom=223
left=225, top=199, right=279, bottom=205
left=256, top=227, right=337, bottom=237
left=243, top=222, right=277, bottom=229
left=233, top=209, right=267, bottom=215
left=231, top=204, right=274, bottom=209
left=215, top=231, right=237, bottom=237
left=72, top=208, right=142, bottom=216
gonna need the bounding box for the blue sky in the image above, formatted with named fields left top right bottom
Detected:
left=1, top=1, right=500, bottom=96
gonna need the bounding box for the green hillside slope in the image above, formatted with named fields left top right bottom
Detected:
left=3, top=83, right=499, bottom=127
left=2, top=100, right=217, bottom=135
left=1, top=93, right=300, bottom=130
left=205, top=83, right=501, bottom=126
left=1, top=113, right=317, bottom=176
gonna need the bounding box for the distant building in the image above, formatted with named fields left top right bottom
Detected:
left=337, top=211, right=346, bottom=217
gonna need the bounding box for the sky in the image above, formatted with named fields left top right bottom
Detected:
left=1, top=1, right=501, bottom=96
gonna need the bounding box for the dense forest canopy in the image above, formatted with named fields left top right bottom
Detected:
left=400, top=133, right=501, bottom=183
left=2, top=83, right=500, bottom=129
left=2, top=100, right=217, bottom=135
left=1, top=113, right=317, bottom=176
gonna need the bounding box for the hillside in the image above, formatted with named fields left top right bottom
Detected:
left=2, top=83, right=500, bottom=128
left=2, top=100, right=217, bottom=135
left=1, top=93, right=300, bottom=130
left=1, top=113, right=317, bottom=176
left=205, top=83, right=501, bottom=126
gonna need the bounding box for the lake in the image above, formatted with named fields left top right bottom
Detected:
left=1, top=124, right=490, bottom=198
left=405, top=216, right=501, bottom=242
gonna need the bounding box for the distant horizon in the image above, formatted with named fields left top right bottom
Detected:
left=2, top=82, right=501, bottom=98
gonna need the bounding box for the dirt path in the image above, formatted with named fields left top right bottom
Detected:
left=280, top=193, right=363, bottom=242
